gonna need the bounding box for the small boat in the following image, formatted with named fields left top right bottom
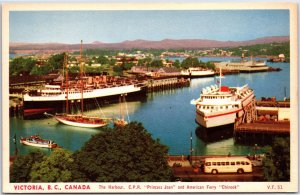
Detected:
left=114, top=94, right=129, bottom=127
left=20, top=135, right=58, bottom=149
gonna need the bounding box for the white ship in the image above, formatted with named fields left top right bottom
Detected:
left=181, top=67, right=215, bottom=78
left=214, top=59, right=269, bottom=73
left=23, top=83, right=143, bottom=102
left=23, top=81, right=146, bottom=112
left=191, top=70, right=255, bottom=128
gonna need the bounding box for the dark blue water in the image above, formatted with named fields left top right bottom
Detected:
left=10, top=60, right=290, bottom=156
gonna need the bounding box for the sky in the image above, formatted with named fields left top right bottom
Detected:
left=9, top=9, right=290, bottom=44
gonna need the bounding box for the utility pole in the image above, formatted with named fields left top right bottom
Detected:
left=190, top=131, right=193, bottom=164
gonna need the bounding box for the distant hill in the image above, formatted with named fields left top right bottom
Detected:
left=10, top=36, right=289, bottom=54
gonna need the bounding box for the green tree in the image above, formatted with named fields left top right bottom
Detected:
left=150, top=59, right=163, bottom=68
left=173, top=60, right=181, bottom=68
left=181, top=57, right=199, bottom=69
left=263, top=137, right=290, bottom=181
left=73, top=122, right=173, bottom=182
left=138, top=57, right=152, bottom=66
left=9, top=57, right=38, bottom=75
left=123, top=62, right=135, bottom=70
left=10, top=151, right=45, bottom=182
left=96, top=56, right=109, bottom=65
left=46, top=53, right=65, bottom=70
left=30, top=149, right=74, bottom=182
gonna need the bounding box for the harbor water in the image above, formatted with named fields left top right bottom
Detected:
left=9, top=60, right=290, bottom=157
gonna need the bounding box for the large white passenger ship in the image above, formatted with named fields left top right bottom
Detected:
left=23, top=82, right=146, bottom=113
left=23, top=83, right=143, bottom=102
left=192, top=83, right=255, bottom=128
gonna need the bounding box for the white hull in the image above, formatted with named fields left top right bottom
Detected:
left=20, top=140, right=56, bottom=148
left=196, top=109, right=240, bottom=128
left=181, top=69, right=215, bottom=77
left=24, top=84, right=142, bottom=102
left=55, top=115, right=108, bottom=128
left=215, top=60, right=269, bottom=72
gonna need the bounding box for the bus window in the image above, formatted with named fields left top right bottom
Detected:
left=231, top=162, right=235, bottom=165
left=241, top=161, right=245, bottom=165
left=217, top=162, right=221, bottom=166
left=205, top=162, right=211, bottom=166
left=246, top=162, right=250, bottom=165
left=221, top=162, right=225, bottom=166
left=212, top=162, right=216, bottom=166
left=226, top=162, right=229, bottom=165
left=236, top=161, right=240, bottom=165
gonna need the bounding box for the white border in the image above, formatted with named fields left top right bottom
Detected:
left=2, top=2, right=298, bottom=193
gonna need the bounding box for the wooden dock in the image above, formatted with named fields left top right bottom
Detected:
left=235, top=121, right=290, bottom=134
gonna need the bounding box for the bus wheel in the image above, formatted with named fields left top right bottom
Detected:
left=211, top=169, right=218, bottom=174
left=237, top=169, right=244, bottom=174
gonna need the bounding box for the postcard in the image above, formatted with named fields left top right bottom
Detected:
left=2, top=2, right=298, bottom=193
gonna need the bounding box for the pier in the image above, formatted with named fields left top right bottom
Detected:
left=235, top=121, right=290, bottom=134
left=146, top=77, right=190, bottom=92
left=234, top=98, right=290, bottom=144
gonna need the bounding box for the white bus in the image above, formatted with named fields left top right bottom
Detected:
left=204, top=156, right=252, bottom=174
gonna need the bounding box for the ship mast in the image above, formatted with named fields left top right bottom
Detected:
left=80, top=40, right=84, bottom=116
left=64, top=53, right=69, bottom=114
left=219, top=68, right=222, bottom=91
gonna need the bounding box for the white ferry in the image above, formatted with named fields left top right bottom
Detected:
left=181, top=67, right=215, bottom=78
left=192, top=83, right=255, bottom=128
left=214, top=59, right=269, bottom=73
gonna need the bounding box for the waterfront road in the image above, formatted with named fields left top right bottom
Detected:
left=172, top=166, right=264, bottom=182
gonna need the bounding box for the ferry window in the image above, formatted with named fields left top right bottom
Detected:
left=231, top=162, right=235, bottom=165
left=217, top=162, right=221, bottom=166
left=236, top=161, right=240, bottom=165
left=226, top=162, right=229, bottom=165
left=212, top=162, right=216, bottom=166
left=221, top=162, right=225, bottom=166
left=205, top=162, right=211, bottom=166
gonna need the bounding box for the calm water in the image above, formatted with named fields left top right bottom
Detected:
left=10, top=60, right=290, bottom=156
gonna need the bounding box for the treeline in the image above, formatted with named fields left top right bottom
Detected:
left=10, top=122, right=173, bottom=182
left=9, top=54, right=215, bottom=77
left=222, top=42, right=290, bottom=59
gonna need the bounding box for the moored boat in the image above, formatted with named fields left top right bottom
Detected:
left=54, top=41, right=110, bottom=128
left=191, top=69, right=255, bottom=128
left=55, top=114, right=109, bottom=128
left=181, top=67, right=215, bottom=78
left=20, top=135, right=58, bottom=149
left=214, top=59, right=269, bottom=73
left=113, top=94, right=129, bottom=127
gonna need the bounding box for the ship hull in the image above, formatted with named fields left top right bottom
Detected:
left=196, top=110, right=240, bottom=128
left=23, top=85, right=147, bottom=116
left=20, top=140, right=57, bottom=149
left=181, top=72, right=215, bottom=78
left=55, top=115, right=107, bottom=128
